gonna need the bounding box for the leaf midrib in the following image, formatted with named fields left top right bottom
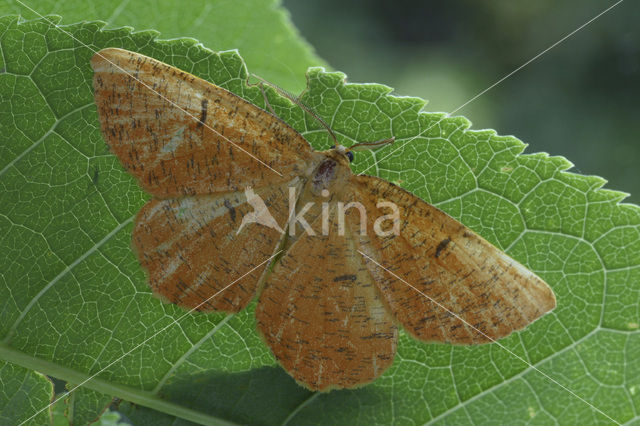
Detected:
left=0, top=343, right=238, bottom=426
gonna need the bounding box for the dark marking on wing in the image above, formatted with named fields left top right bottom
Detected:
left=435, top=237, right=451, bottom=258
left=224, top=199, right=236, bottom=222
left=333, top=274, right=357, bottom=282
left=198, top=99, right=208, bottom=128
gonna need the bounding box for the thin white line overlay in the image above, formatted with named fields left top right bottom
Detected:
left=13, top=0, right=283, bottom=178
left=6, top=0, right=627, bottom=424
left=358, top=0, right=625, bottom=177
left=358, top=250, right=619, bottom=425
left=18, top=251, right=281, bottom=425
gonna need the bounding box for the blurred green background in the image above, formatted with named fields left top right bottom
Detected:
left=283, top=0, right=639, bottom=203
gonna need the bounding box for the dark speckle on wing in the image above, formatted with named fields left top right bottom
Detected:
left=435, top=238, right=451, bottom=258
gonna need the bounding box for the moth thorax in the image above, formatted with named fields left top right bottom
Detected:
left=312, top=159, right=337, bottom=193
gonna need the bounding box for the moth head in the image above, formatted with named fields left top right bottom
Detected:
left=330, top=144, right=354, bottom=163
left=329, top=137, right=396, bottom=165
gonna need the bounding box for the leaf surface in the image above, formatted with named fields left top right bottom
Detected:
left=0, top=15, right=639, bottom=425
left=0, top=361, right=53, bottom=425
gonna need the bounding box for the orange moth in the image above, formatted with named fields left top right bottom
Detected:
left=91, top=48, right=555, bottom=391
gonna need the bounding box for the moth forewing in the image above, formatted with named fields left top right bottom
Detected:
left=351, top=174, right=556, bottom=344
left=91, top=48, right=313, bottom=196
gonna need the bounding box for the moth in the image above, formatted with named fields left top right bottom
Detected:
left=91, top=48, right=556, bottom=391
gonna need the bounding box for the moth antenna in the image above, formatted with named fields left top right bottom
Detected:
left=250, top=73, right=339, bottom=146
left=257, top=82, right=278, bottom=117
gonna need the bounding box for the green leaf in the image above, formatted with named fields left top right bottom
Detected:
left=52, top=395, right=126, bottom=426
left=64, top=385, right=113, bottom=425
left=0, top=360, right=53, bottom=425
left=1, top=14, right=639, bottom=426
left=0, top=0, right=323, bottom=93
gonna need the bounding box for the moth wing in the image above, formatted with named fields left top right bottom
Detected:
left=133, top=180, right=299, bottom=312
left=350, top=175, right=556, bottom=344
left=256, top=209, right=398, bottom=391
left=91, top=48, right=312, bottom=197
